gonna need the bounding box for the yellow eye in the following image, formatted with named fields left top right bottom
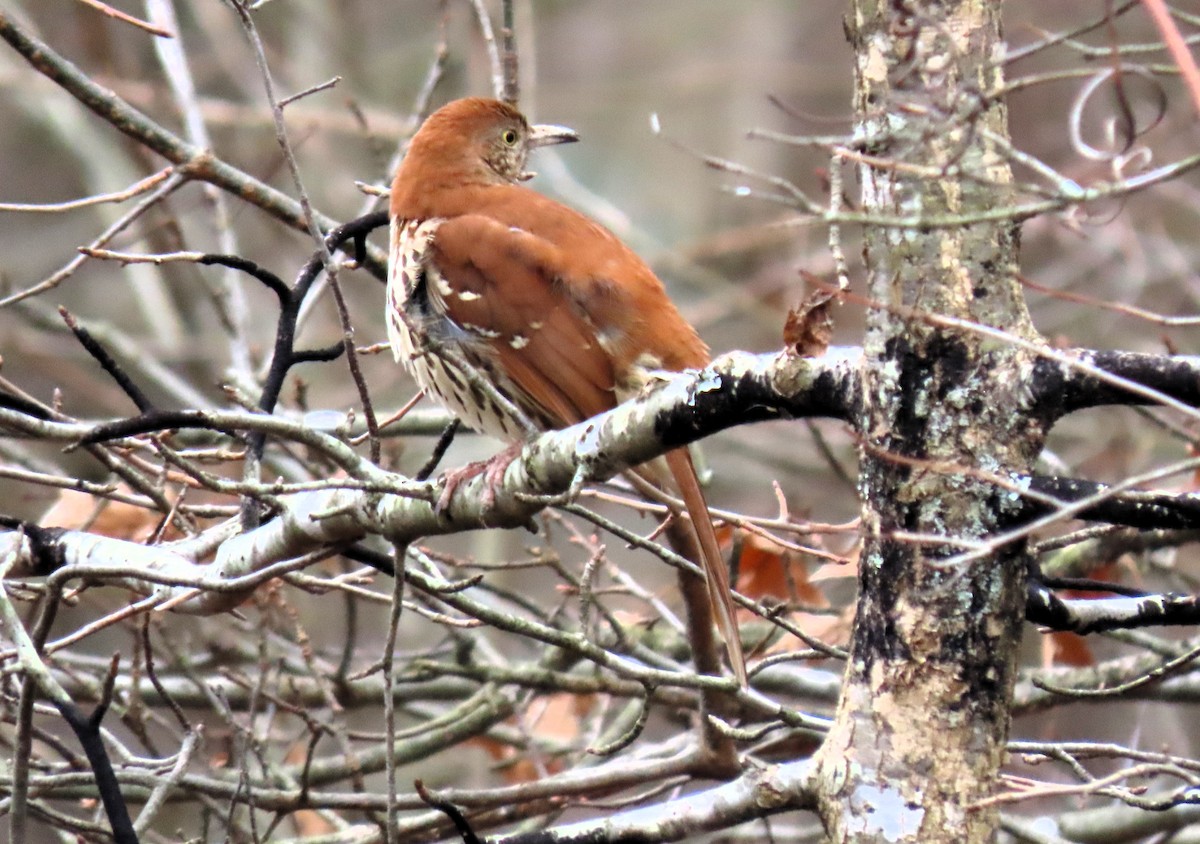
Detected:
left=501, top=129, right=519, bottom=146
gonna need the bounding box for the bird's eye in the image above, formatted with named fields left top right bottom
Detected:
left=501, top=129, right=518, bottom=146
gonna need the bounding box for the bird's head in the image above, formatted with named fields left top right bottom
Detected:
left=403, top=97, right=579, bottom=187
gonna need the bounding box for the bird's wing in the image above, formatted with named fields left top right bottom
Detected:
left=425, top=213, right=617, bottom=428
left=427, top=212, right=746, bottom=684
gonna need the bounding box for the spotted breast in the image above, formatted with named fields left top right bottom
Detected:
left=386, top=216, right=551, bottom=442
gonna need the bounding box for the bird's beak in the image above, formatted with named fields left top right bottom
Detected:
left=528, top=123, right=580, bottom=148
left=519, top=123, right=579, bottom=180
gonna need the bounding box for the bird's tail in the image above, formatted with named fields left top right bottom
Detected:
left=663, top=448, right=747, bottom=687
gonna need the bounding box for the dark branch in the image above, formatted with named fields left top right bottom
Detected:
left=198, top=254, right=290, bottom=304
left=417, top=419, right=462, bottom=481
left=293, top=211, right=389, bottom=299
left=1039, top=575, right=1149, bottom=598
left=343, top=543, right=396, bottom=576
left=1026, top=579, right=1200, bottom=634
left=80, top=409, right=247, bottom=445
left=59, top=307, right=156, bottom=413
left=1022, top=475, right=1200, bottom=531
left=52, top=692, right=138, bottom=844
left=291, top=342, right=348, bottom=365
left=253, top=211, right=389, bottom=428
left=1033, top=350, right=1200, bottom=420
left=414, top=780, right=482, bottom=844
left=0, top=390, right=52, bottom=420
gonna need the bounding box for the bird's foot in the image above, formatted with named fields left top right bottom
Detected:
left=435, top=443, right=524, bottom=516
left=515, top=463, right=589, bottom=507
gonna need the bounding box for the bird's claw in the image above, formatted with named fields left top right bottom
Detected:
left=515, top=464, right=589, bottom=508
left=434, top=444, right=524, bottom=518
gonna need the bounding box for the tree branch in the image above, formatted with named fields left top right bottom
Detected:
left=0, top=11, right=387, bottom=278
left=4, top=350, right=857, bottom=615
left=1033, top=350, right=1200, bottom=420
left=491, top=759, right=817, bottom=843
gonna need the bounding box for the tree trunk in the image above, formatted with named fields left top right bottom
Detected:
left=814, top=2, right=1045, bottom=841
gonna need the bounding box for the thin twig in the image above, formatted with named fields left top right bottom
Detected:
left=0, top=12, right=388, bottom=278
left=383, top=544, right=409, bottom=844
left=147, top=0, right=254, bottom=379
left=0, top=172, right=187, bottom=309
left=0, top=167, right=173, bottom=213
left=76, top=0, right=173, bottom=37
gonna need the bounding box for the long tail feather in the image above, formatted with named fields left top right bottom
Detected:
left=664, top=448, right=747, bottom=686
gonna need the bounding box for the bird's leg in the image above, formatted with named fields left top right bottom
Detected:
left=515, top=461, right=591, bottom=508
left=435, top=442, right=524, bottom=516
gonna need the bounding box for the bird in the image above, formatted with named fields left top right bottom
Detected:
left=386, top=97, right=745, bottom=686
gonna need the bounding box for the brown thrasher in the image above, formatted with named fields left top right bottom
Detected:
left=386, top=97, right=745, bottom=686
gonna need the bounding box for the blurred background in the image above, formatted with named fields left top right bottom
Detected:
left=3, top=2, right=1200, bottom=840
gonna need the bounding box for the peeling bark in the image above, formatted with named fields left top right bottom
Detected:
left=814, top=3, right=1044, bottom=841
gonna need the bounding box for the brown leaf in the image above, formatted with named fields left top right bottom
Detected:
left=467, top=693, right=594, bottom=783
left=1043, top=631, right=1095, bottom=668
left=732, top=529, right=853, bottom=653
left=735, top=530, right=827, bottom=608
left=784, top=272, right=839, bottom=357
left=285, top=742, right=336, bottom=834
left=41, top=489, right=175, bottom=542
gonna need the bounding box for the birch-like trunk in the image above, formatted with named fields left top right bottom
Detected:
left=815, top=3, right=1044, bottom=841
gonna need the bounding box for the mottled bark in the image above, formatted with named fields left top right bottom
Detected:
left=814, top=2, right=1044, bottom=842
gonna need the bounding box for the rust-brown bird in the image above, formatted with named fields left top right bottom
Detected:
left=386, top=97, right=745, bottom=685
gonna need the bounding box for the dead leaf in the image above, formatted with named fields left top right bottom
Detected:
left=41, top=488, right=176, bottom=542
left=467, top=693, right=595, bottom=783
left=784, top=271, right=840, bottom=356
left=731, top=528, right=854, bottom=652
left=1043, top=631, right=1095, bottom=668
left=735, top=531, right=827, bottom=608
left=285, top=741, right=336, bottom=834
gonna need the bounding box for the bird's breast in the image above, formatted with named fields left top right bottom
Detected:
left=386, top=216, right=533, bottom=441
